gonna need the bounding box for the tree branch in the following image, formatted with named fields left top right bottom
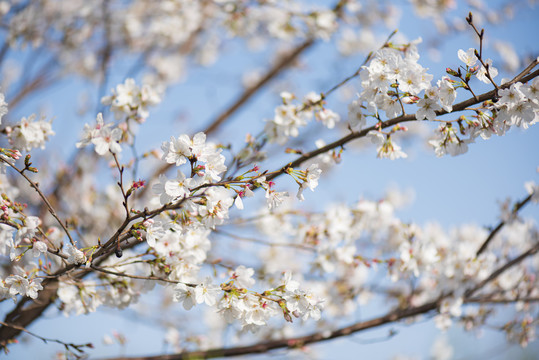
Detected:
left=0, top=320, right=92, bottom=354
left=475, top=193, right=533, bottom=256
left=101, top=190, right=539, bottom=360
left=265, top=66, right=539, bottom=182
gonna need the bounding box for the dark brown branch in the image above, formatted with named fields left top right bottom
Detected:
left=466, top=296, right=539, bottom=305
left=265, top=67, right=539, bottom=182
left=104, top=300, right=440, bottom=360
left=104, top=238, right=539, bottom=360
left=0, top=279, right=59, bottom=349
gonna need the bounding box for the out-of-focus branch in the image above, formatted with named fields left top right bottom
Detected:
left=465, top=241, right=539, bottom=298
left=202, top=38, right=315, bottom=136
left=147, top=38, right=316, bottom=184
left=0, top=279, right=59, bottom=349
left=100, top=228, right=539, bottom=360
left=103, top=300, right=441, bottom=360
left=475, top=193, right=533, bottom=256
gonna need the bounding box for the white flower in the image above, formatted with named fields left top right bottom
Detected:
left=282, top=271, right=299, bottom=292
left=521, top=77, right=539, bottom=105
left=231, top=266, right=255, bottom=289
left=161, top=135, right=192, bottom=166
left=440, top=297, right=463, bottom=317
left=265, top=190, right=289, bottom=210
left=297, top=164, right=322, bottom=201
left=476, top=58, right=498, bottom=84
left=65, top=243, right=87, bottom=265
left=194, top=277, right=221, bottom=306
left=15, top=216, right=41, bottom=244
left=164, top=170, right=193, bottom=199
left=8, top=115, right=55, bottom=152
left=101, top=78, right=161, bottom=121
left=144, top=219, right=167, bottom=247
left=348, top=98, right=366, bottom=131
left=152, top=174, right=174, bottom=205
left=5, top=275, right=29, bottom=298
left=31, top=240, right=48, bottom=257
left=172, top=283, right=197, bottom=310
left=202, top=153, right=227, bottom=182
left=368, top=132, right=408, bottom=160
left=92, top=126, right=122, bottom=155
left=77, top=113, right=122, bottom=155
left=26, top=278, right=43, bottom=299
left=437, top=77, right=457, bottom=112
left=498, top=83, right=525, bottom=108
left=416, top=98, right=441, bottom=121
left=524, top=181, right=539, bottom=203
left=378, top=93, right=402, bottom=119
left=458, top=48, right=477, bottom=67
left=315, top=108, right=340, bottom=129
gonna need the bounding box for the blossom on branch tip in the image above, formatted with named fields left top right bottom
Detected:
left=77, top=113, right=122, bottom=156
left=161, top=134, right=192, bottom=166
left=8, top=115, right=55, bottom=152
left=458, top=48, right=478, bottom=67
left=297, top=163, right=322, bottom=201
left=65, top=243, right=87, bottom=265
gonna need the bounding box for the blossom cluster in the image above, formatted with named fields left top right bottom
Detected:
left=265, top=92, right=340, bottom=145
left=76, top=113, right=123, bottom=156
left=6, top=115, right=54, bottom=152
left=101, top=78, right=161, bottom=122
left=251, top=186, right=539, bottom=339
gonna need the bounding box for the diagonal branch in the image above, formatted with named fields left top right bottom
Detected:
left=265, top=67, right=539, bottom=182
left=103, top=224, right=539, bottom=360
left=0, top=158, right=76, bottom=246
left=475, top=193, right=533, bottom=256
left=102, top=300, right=441, bottom=360
left=146, top=38, right=316, bottom=187
left=203, top=38, right=315, bottom=136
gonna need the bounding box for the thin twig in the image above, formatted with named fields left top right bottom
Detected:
left=0, top=320, right=92, bottom=353
left=476, top=193, right=533, bottom=256
left=90, top=265, right=181, bottom=285
left=0, top=158, right=76, bottom=246
left=214, top=228, right=314, bottom=251
left=465, top=241, right=539, bottom=298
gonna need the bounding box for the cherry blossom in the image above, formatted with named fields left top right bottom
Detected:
left=0, top=2, right=538, bottom=359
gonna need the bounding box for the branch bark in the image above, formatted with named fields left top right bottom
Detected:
left=103, top=240, right=539, bottom=360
